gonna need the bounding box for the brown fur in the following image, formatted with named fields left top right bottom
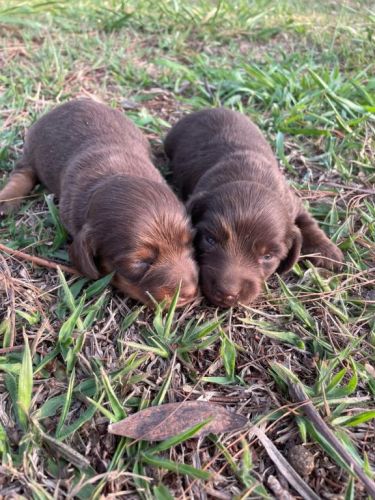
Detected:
left=0, top=99, right=198, bottom=306
left=165, top=108, right=344, bottom=307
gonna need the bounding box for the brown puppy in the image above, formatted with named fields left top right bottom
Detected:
left=0, top=99, right=198, bottom=307
left=165, top=108, right=344, bottom=307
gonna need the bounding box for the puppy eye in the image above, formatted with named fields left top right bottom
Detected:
left=126, top=259, right=154, bottom=280
left=133, top=260, right=152, bottom=273
left=204, top=235, right=217, bottom=247
left=262, top=254, right=273, bottom=262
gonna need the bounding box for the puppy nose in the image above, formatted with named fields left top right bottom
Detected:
left=223, top=293, right=238, bottom=304
left=214, top=287, right=240, bottom=306
left=179, top=281, right=198, bottom=302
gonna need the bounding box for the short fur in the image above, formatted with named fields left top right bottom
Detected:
left=0, top=99, right=198, bottom=306
left=165, top=108, right=344, bottom=307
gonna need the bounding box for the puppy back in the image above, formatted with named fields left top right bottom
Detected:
left=165, top=108, right=273, bottom=158
left=22, top=98, right=154, bottom=195
left=165, top=108, right=277, bottom=198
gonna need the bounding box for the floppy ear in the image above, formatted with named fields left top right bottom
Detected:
left=276, top=225, right=302, bottom=274
left=69, top=224, right=100, bottom=279
left=186, top=191, right=208, bottom=225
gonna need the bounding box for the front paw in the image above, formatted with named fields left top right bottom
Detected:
left=304, top=241, right=344, bottom=271
left=0, top=199, right=20, bottom=217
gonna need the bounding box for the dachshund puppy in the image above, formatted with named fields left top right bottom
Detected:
left=0, top=99, right=198, bottom=307
left=165, top=108, right=344, bottom=307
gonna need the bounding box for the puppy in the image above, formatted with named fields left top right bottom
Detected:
left=165, top=108, right=344, bottom=307
left=0, top=99, right=198, bottom=307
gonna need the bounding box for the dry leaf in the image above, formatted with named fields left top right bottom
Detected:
left=108, top=401, right=248, bottom=441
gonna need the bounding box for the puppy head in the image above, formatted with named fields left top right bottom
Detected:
left=187, top=182, right=301, bottom=307
left=69, top=177, right=198, bottom=307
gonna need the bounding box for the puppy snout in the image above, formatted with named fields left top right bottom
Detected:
left=213, top=287, right=240, bottom=307
left=178, top=272, right=199, bottom=305
left=176, top=259, right=199, bottom=303
left=180, top=281, right=198, bottom=301
left=240, top=279, right=260, bottom=303
left=206, top=275, right=261, bottom=307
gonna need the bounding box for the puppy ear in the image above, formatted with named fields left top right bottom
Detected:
left=186, top=191, right=208, bottom=225
left=69, top=224, right=100, bottom=279
left=277, top=225, right=302, bottom=274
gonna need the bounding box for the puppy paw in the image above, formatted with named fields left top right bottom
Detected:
left=305, top=241, right=344, bottom=271
left=0, top=199, right=20, bottom=217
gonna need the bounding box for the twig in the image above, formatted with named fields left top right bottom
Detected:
left=31, top=318, right=50, bottom=357
left=250, top=425, right=320, bottom=500
left=0, top=345, right=24, bottom=354
left=33, top=419, right=91, bottom=470
left=288, top=382, right=375, bottom=499
left=267, top=475, right=296, bottom=500
left=322, top=182, right=375, bottom=196
left=0, top=243, right=80, bottom=276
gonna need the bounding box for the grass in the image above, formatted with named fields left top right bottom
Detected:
left=0, top=0, right=374, bottom=497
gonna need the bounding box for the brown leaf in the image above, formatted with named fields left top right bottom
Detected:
left=108, top=401, right=248, bottom=441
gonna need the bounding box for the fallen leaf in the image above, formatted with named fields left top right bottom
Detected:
left=108, top=401, right=248, bottom=441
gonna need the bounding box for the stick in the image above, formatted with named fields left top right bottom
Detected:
left=0, top=345, right=24, bottom=355
left=251, top=426, right=320, bottom=500
left=288, top=382, right=375, bottom=499
left=0, top=243, right=80, bottom=276
left=267, top=475, right=296, bottom=500
left=322, top=182, right=375, bottom=196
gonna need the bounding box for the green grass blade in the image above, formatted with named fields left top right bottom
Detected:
left=331, top=411, right=375, bottom=428
left=100, top=367, right=126, bottom=421
left=147, top=418, right=212, bottom=454
left=162, top=283, right=180, bottom=339
left=44, top=194, right=68, bottom=249
left=153, top=356, right=175, bottom=406
left=57, top=267, right=77, bottom=312
left=0, top=318, right=12, bottom=349
left=220, top=334, right=236, bottom=380
left=344, top=477, right=355, bottom=500
left=141, top=452, right=210, bottom=480
left=84, top=272, right=114, bottom=299
left=58, top=295, right=86, bottom=346
left=55, top=368, right=75, bottom=438
left=153, top=484, right=174, bottom=500
left=17, top=334, right=33, bottom=431
left=85, top=394, right=118, bottom=422
left=126, top=340, right=169, bottom=358
left=241, top=318, right=305, bottom=349
left=122, top=307, right=144, bottom=331
left=278, top=278, right=316, bottom=330
left=57, top=402, right=99, bottom=441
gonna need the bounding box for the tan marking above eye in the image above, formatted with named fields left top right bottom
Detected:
left=180, top=234, right=192, bottom=247
left=134, top=247, right=158, bottom=262
left=175, top=226, right=194, bottom=245
left=217, top=219, right=232, bottom=241
left=257, top=242, right=282, bottom=256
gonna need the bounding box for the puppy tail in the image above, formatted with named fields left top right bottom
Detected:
left=0, top=160, right=37, bottom=215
